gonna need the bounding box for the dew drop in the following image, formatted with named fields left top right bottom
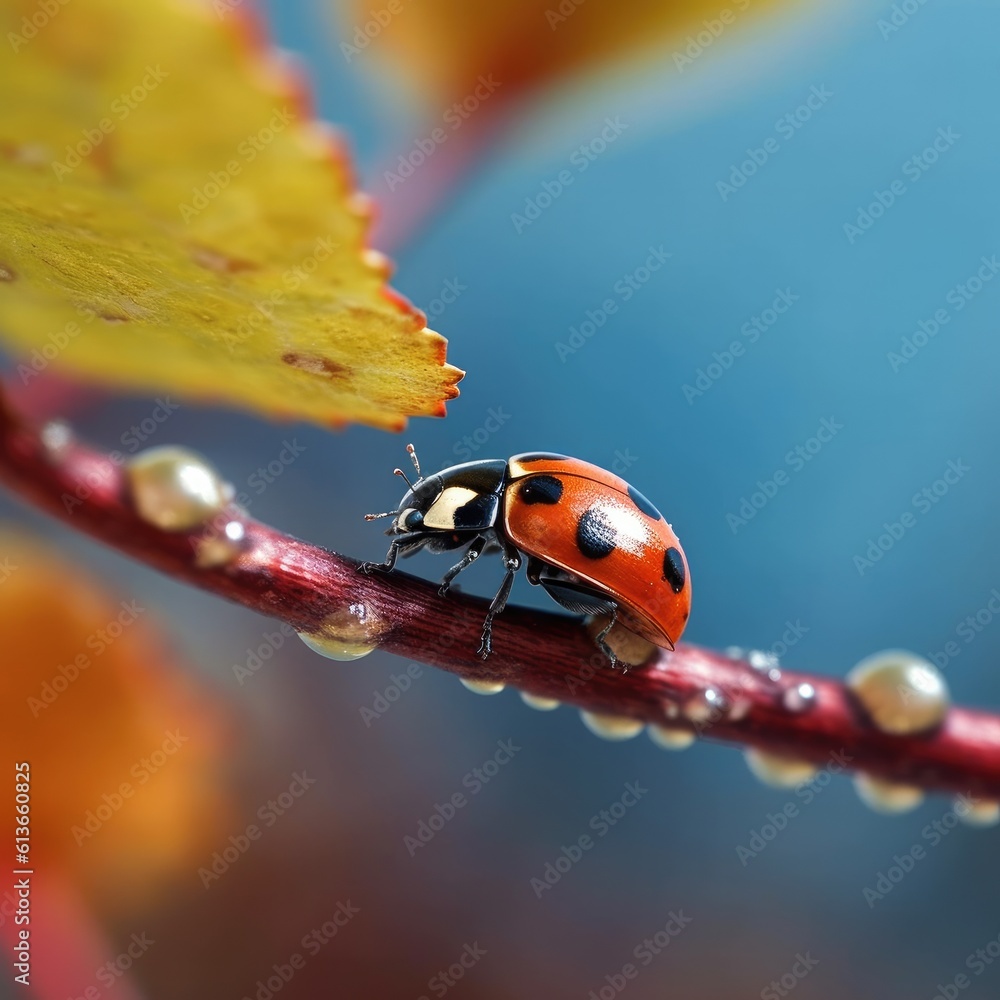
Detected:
left=297, top=603, right=383, bottom=662
left=647, top=724, right=695, bottom=751
left=746, top=649, right=781, bottom=682
left=847, top=649, right=950, bottom=735
left=40, top=420, right=72, bottom=458
left=683, top=686, right=728, bottom=724
left=958, top=797, right=1000, bottom=828
left=744, top=748, right=818, bottom=789
left=126, top=446, right=229, bottom=531
left=194, top=520, right=246, bottom=569
left=586, top=617, right=657, bottom=667
left=783, top=682, right=817, bottom=713
left=0, top=263, right=16, bottom=282
left=520, top=691, right=560, bottom=711
left=853, top=773, right=924, bottom=814
left=298, top=632, right=375, bottom=661
left=460, top=677, right=506, bottom=695
left=748, top=649, right=779, bottom=672
left=580, top=710, right=644, bottom=741
left=225, top=519, right=245, bottom=541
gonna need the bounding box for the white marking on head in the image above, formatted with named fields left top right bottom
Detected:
left=423, top=487, right=480, bottom=530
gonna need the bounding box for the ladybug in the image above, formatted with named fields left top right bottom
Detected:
left=363, top=447, right=691, bottom=666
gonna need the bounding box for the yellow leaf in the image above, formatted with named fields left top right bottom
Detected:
left=0, top=0, right=462, bottom=431
left=337, top=0, right=801, bottom=106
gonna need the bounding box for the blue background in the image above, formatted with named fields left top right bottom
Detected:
left=4, top=0, right=1000, bottom=996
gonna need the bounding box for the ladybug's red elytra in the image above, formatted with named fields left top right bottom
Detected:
left=363, top=447, right=691, bottom=666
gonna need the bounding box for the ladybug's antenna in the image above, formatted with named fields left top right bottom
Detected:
left=366, top=443, right=423, bottom=514
left=364, top=509, right=400, bottom=521
left=405, top=443, right=422, bottom=480
left=390, top=442, right=423, bottom=490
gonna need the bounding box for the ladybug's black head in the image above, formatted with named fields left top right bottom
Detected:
left=388, top=474, right=445, bottom=535
left=365, top=444, right=446, bottom=535
left=372, top=457, right=509, bottom=537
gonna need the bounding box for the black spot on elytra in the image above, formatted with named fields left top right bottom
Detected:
left=520, top=475, right=563, bottom=505
left=627, top=484, right=662, bottom=521
left=663, top=547, right=685, bottom=593
left=515, top=452, right=568, bottom=463
left=576, top=506, right=618, bottom=559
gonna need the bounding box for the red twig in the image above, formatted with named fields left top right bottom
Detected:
left=2, top=391, right=1000, bottom=800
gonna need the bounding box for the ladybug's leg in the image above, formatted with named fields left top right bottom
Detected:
left=359, top=538, right=402, bottom=575
left=478, top=545, right=522, bottom=659
left=438, top=535, right=488, bottom=597
left=359, top=534, right=426, bottom=574
left=533, top=572, right=621, bottom=669
left=593, top=604, right=620, bottom=669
